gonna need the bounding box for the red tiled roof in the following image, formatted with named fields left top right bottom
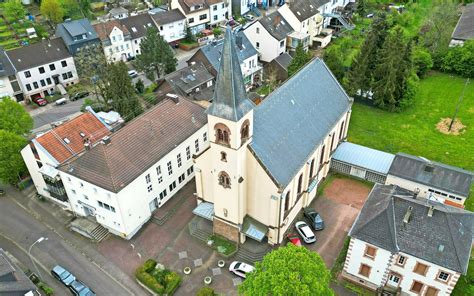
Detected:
left=93, top=20, right=130, bottom=41
left=36, top=113, right=111, bottom=163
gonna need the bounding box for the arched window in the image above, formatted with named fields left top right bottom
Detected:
left=218, top=171, right=231, bottom=188
left=308, top=159, right=315, bottom=182
left=240, top=119, right=250, bottom=144
left=339, top=121, right=345, bottom=140
left=297, top=173, right=303, bottom=194
left=220, top=151, right=227, bottom=162
left=284, top=191, right=291, bottom=212
left=214, top=123, right=231, bottom=145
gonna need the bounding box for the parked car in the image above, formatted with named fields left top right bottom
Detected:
left=229, top=261, right=255, bottom=278
left=286, top=233, right=302, bottom=246
left=51, top=265, right=76, bottom=286
left=295, top=221, right=316, bottom=244
left=244, top=14, right=254, bottom=21
left=70, top=91, right=89, bottom=101
left=55, top=97, right=67, bottom=105
left=304, top=208, right=325, bottom=230
left=69, top=280, right=96, bottom=296
left=32, top=97, right=47, bottom=106
left=127, top=70, right=138, bottom=78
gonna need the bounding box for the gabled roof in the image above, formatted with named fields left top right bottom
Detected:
left=310, top=0, right=330, bottom=9
left=388, top=153, right=473, bottom=197
left=0, top=49, right=15, bottom=77
left=110, top=7, right=129, bottom=15
left=150, top=9, right=186, bottom=25
left=258, top=11, right=294, bottom=41
left=198, top=31, right=257, bottom=73
left=350, top=184, right=474, bottom=274
left=59, top=98, right=207, bottom=193
left=166, top=62, right=214, bottom=94
left=120, top=14, right=155, bottom=39
left=452, top=3, right=474, bottom=41
left=35, top=112, right=111, bottom=164
left=93, top=20, right=130, bottom=42
left=6, top=38, right=72, bottom=71
left=249, top=58, right=351, bottom=188
left=179, top=0, right=209, bottom=14
left=273, top=52, right=292, bottom=70
left=285, top=0, right=320, bottom=22
left=0, top=249, right=36, bottom=294
left=206, top=27, right=255, bottom=122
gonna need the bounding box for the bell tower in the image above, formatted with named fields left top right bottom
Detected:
left=206, top=27, right=255, bottom=242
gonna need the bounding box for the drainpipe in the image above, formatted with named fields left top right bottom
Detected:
left=276, top=191, right=283, bottom=244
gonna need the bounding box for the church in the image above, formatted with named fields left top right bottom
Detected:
left=192, top=27, right=353, bottom=245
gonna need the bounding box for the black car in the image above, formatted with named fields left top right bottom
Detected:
left=70, top=91, right=90, bottom=101
left=304, top=208, right=325, bottom=230
left=69, top=280, right=96, bottom=296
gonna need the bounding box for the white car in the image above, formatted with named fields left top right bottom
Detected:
left=295, top=221, right=316, bottom=244
left=229, top=261, right=255, bottom=278
left=127, top=70, right=138, bottom=78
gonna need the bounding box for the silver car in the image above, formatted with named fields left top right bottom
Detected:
left=295, top=221, right=316, bottom=243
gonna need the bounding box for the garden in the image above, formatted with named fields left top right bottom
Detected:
left=135, top=259, right=181, bottom=295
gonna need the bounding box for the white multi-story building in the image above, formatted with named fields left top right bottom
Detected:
left=232, top=0, right=257, bottom=16
left=58, top=97, right=209, bottom=239
left=149, top=9, right=187, bottom=43
left=93, top=20, right=134, bottom=62
left=20, top=111, right=112, bottom=209
left=208, top=0, right=230, bottom=25
left=5, top=38, right=79, bottom=101
left=119, top=13, right=156, bottom=56
left=343, top=184, right=473, bottom=295
left=0, top=49, right=16, bottom=100
left=171, top=0, right=210, bottom=34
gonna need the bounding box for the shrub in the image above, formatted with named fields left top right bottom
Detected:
left=197, top=286, right=216, bottom=296
left=135, top=79, right=145, bottom=94
left=135, top=259, right=181, bottom=295
left=145, top=82, right=157, bottom=93
left=413, top=47, right=433, bottom=78
left=38, top=282, right=54, bottom=296
left=441, top=40, right=474, bottom=78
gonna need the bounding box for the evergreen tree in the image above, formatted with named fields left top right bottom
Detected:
left=134, top=27, right=177, bottom=81
left=287, top=43, right=312, bottom=77
left=323, top=46, right=345, bottom=81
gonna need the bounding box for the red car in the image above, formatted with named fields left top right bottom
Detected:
left=286, top=233, right=302, bottom=246
left=32, top=97, right=48, bottom=106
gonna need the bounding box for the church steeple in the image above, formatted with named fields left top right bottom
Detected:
left=207, top=27, right=255, bottom=122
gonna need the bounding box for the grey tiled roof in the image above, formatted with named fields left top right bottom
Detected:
left=200, top=31, right=257, bottom=72
left=60, top=98, right=207, bottom=193
left=452, top=3, right=474, bottom=41
left=0, top=49, right=15, bottom=77
left=388, top=153, right=473, bottom=197
left=249, top=58, right=351, bottom=188
left=350, top=184, right=474, bottom=274
left=120, top=14, right=155, bottom=39
left=150, top=9, right=185, bottom=25
left=273, top=52, right=292, bottom=70
left=258, top=11, right=294, bottom=41
left=310, top=0, right=330, bottom=9
left=207, top=27, right=255, bottom=122
left=0, top=249, right=36, bottom=294
left=287, top=0, right=320, bottom=22
left=166, top=62, right=214, bottom=94
left=6, top=38, right=71, bottom=71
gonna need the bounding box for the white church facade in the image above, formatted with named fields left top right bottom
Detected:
left=193, top=27, right=353, bottom=245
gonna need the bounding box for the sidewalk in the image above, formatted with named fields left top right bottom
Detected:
left=11, top=186, right=145, bottom=295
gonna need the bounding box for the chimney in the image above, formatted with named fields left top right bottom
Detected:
left=166, top=93, right=179, bottom=104
left=403, top=206, right=413, bottom=224
left=236, top=35, right=243, bottom=49
left=102, top=136, right=111, bottom=145
left=413, top=188, right=420, bottom=199
left=83, top=137, right=91, bottom=150
left=427, top=205, right=435, bottom=217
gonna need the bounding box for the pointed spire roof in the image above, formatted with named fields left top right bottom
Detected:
left=207, top=27, right=255, bottom=122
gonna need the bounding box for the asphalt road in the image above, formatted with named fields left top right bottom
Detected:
left=32, top=98, right=85, bottom=130
left=0, top=191, right=133, bottom=295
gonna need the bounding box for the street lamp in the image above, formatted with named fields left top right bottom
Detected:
left=28, top=237, right=48, bottom=280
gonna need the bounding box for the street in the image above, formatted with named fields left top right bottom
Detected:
left=0, top=188, right=136, bottom=295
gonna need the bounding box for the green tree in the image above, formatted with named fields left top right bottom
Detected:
left=79, top=0, right=91, bottom=18
left=40, top=0, right=64, bottom=24
left=288, top=43, right=312, bottom=77
left=323, top=45, right=345, bottom=81
left=413, top=47, right=433, bottom=78
left=3, top=0, right=26, bottom=21
left=0, top=99, right=33, bottom=135
left=134, top=27, right=177, bottom=81
left=60, top=0, right=82, bottom=19
left=239, top=244, right=333, bottom=296
left=0, top=130, right=28, bottom=184
left=135, top=79, right=145, bottom=94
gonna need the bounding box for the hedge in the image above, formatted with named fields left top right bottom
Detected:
left=135, top=259, right=181, bottom=295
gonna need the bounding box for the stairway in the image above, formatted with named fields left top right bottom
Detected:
left=234, top=242, right=272, bottom=264
left=89, top=224, right=109, bottom=242
left=188, top=217, right=212, bottom=243
left=322, top=13, right=355, bottom=30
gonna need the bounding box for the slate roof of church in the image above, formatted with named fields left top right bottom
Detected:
left=451, top=3, right=474, bottom=41
left=350, top=184, right=474, bottom=274
left=249, top=58, right=351, bottom=188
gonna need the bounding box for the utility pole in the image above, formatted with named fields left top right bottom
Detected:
left=449, top=78, right=470, bottom=131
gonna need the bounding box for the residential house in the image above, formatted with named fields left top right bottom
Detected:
left=193, top=28, right=352, bottom=245
left=109, top=6, right=129, bottom=20
left=343, top=184, right=473, bottom=295
left=244, top=11, right=294, bottom=62
left=0, top=49, right=19, bottom=101
left=156, top=62, right=215, bottom=101
left=263, top=52, right=292, bottom=82
left=119, top=14, right=156, bottom=56
left=450, top=3, right=474, bottom=46
left=0, top=249, right=38, bottom=295
left=386, top=153, right=473, bottom=208
left=149, top=9, right=187, bottom=43
left=208, top=0, right=230, bottom=26
left=171, top=0, right=210, bottom=34
left=6, top=38, right=79, bottom=101
left=58, top=97, right=209, bottom=239
left=21, top=111, right=112, bottom=210
left=232, top=0, right=257, bottom=16
left=55, top=18, right=100, bottom=55
left=93, top=20, right=134, bottom=62
left=187, top=31, right=262, bottom=88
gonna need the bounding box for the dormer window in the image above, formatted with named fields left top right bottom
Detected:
left=214, top=123, right=230, bottom=145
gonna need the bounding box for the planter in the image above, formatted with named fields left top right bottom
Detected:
left=204, top=276, right=212, bottom=285
left=179, top=42, right=199, bottom=51
left=217, top=260, right=225, bottom=268
left=183, top=267, right=192, bottom=275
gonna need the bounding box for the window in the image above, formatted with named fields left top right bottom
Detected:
left=26, top=84, right=31, bottom=91
left=62, top=73, right=68, bottom=80
left=98, top=201, right=104, bottom=207
left=46, top=77, right=52, bottom=85
left=284, top=191, right=290, bottom=212
left=61, top=60, right=67, bottom=67
left=199, top=14, right=207, bottom=20
left=169, top=181, right=176, bottom=191
left=241, top=120, right=250, bottom=143
left=364, top=245, right=377, bottom=259
left=214, top=123, right=230, bottom=145
left=410, top=281, right=423, bottom=294
left=256, top=27, right=260, bottom=34
left=159, top=189, right=167, bottom=200
left=388, top=274, right=400, bottom=284
left=158, top=176, right=163, bottom=183
left=147, top=184, right=153, bottom=192
left=256, top=42, right=260, bottom=49
left=213, top=5, right=217, bottom=10
left=187, top=166, right=194, bottom=176
left=437, top=271, right=450, bottom=282
left=178, top=173, right=185, bottom=183
left=319, top=145, right=326, bottom=166
left=40, top=79, right=45, bottom=87
left=358, top=264, right=371, bottom=278
left=177, top=154, right=182, bottom=167
left=330, top=132, right=335, bottom=151
left=218, top=171, right=231, bottom=188
left=280, top=40, right=285, bottom=48
left=38, top=67, right=45, bottom=74
left=24, top=71, right=31, bottom=78
left=49, top=64, right=56, bottom=71
left=396, top=255, right=406, bottom=266
left=220, top=151, right=227, bottom=162
left=71, top=189, right=76, bottom=194
left=339, top=121, right=345, bottom=140
left=203, top=132, right=207, bottom=142
left=156, top=166, right=161, bottom=176
left=214, top=15, right=218, bottom=21
left=189, top=17, right=194, bottom=24
left=297, top=174, right=303, bottom=194
left=308, top=159, right=315, bottom=181
left=145, top=174, right=151, bottom=183
left=413, top=262, right=428, bottom=276
left=167, top=161, right=173, bottom=175
left=36, top=160, right=42, bottom=168
left=425, top=287, right=439, bottom=296
left=195, top=139, right=200, bottom=153
left=33, top=82, right=38, bottom=89
left=67, top=71, right=73, bottom=78
left=186, top=146, right=191, bottom=160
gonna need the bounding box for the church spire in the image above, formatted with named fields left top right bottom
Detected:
left=207, top=27, right=255, bottom=122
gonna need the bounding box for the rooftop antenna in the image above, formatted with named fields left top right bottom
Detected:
left=449, top=78, right=469, bottom=131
